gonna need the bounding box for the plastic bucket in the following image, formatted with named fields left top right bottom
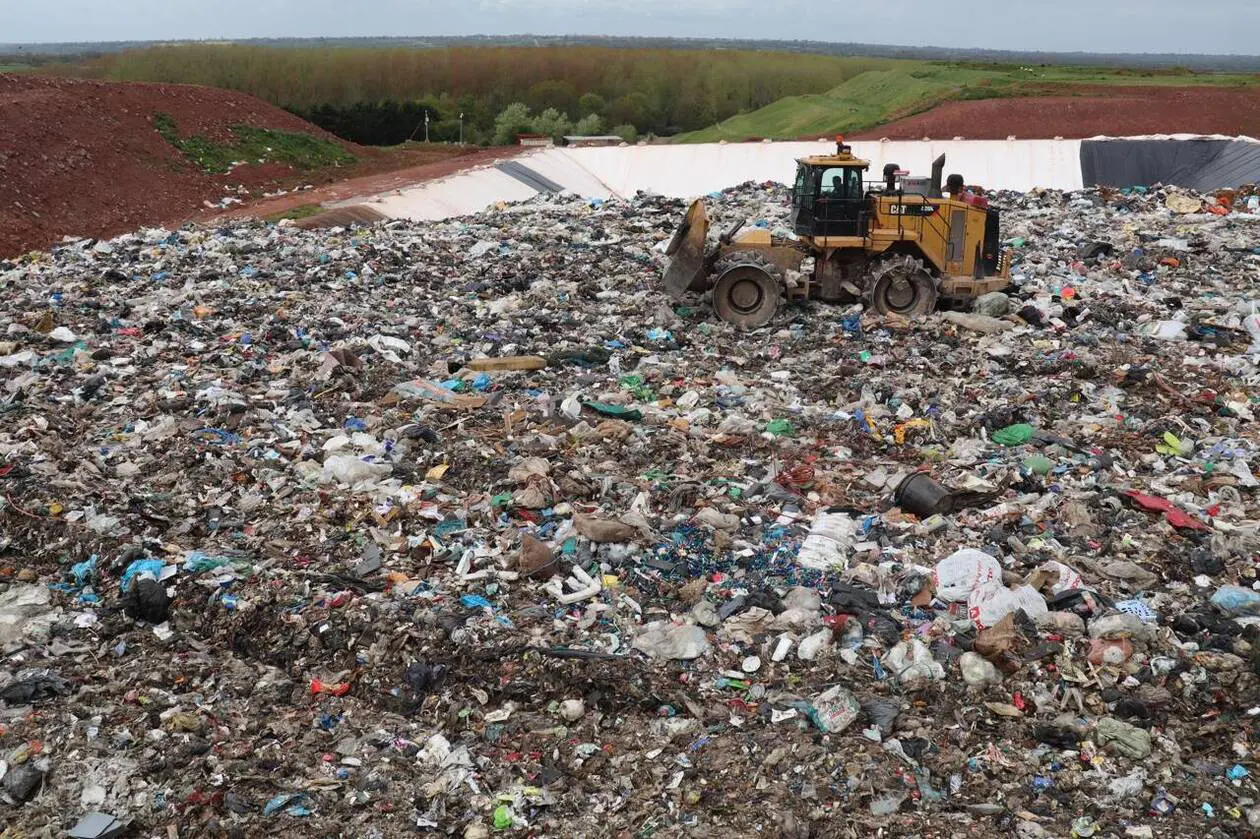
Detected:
left=894, top=473, right=954, bottom=516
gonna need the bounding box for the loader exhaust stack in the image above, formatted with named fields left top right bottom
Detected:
left=930, top=154, right=946, bottom=199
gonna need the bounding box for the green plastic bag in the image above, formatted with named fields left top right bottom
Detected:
left=618, top=374, right=653, bottom=401
left=582, top=400, right=643, bottom=421
left=1023, top=455, right=1054, bottom=475
left=1155, top=431, right=1192, bottom=456
left=992, top=423, right=1035, bottom=446
left=765, top=419, right=796, bottom=437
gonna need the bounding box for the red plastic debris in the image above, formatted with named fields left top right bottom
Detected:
left=1122, top=490, right=1211, bottom=531
left=310, top=679, right=351, bottom=697
left=776, top=459, right=816, bottom=490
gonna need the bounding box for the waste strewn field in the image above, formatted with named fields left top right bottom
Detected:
left=2, top=179, right=1260, bottom=837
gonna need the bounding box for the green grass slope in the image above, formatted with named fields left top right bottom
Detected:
left=674, top=64, right=1260, bottom=142
left=676, top=67, right=994, bottom=142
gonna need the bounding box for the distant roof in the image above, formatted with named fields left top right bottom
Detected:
left=562, top=136, right=625, bottom=142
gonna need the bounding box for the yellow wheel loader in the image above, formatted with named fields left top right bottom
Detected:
left=663, top=139, right=1013, bottom=329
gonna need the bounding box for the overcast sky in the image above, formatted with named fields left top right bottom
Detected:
left=3, top=0, right=1257, bottom=55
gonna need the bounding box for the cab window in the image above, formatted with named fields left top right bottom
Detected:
left=793, top=164, right=815, bottom=204
left=819, top=167, right=862, bottom=199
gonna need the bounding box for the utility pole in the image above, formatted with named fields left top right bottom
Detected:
left=459, top=113, right=464, bottom=145
left=424, top=111, right=430, bottom=143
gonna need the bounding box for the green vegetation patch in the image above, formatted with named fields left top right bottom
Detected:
left=676, top=67, right=1012, bottom=142
left=673, top=62, right=1260, bottom=142
left=152, top=112, right=354, bottom=173
left=264, top=203, right=324, bottom=222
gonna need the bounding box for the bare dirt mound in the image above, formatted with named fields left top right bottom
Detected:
left=0, top=75, right=480, bottom=257
left=852, top=85, right=1260, bottom=140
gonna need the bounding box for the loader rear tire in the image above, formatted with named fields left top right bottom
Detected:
left=867, top=255, right=938, bottom=318
left=711, top=252, right=784, bottom=330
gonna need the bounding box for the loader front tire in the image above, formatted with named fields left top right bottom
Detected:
left=711, top=252, right=784, bottom=330
left=867, top=255, right=938, bottom=318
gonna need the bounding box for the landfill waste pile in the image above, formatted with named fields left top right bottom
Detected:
left=2, top=180, right=1260, bottom=839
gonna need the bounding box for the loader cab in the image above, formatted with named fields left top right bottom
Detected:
left=791, top=142, right=871, bottom=239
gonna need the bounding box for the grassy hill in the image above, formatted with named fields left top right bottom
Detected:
left=674, top=64, right=1260, bottom=142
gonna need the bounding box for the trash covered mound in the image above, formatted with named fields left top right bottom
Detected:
left=2, top=182, right=1260, bottom=838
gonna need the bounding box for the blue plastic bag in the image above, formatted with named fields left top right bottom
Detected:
left=120, top=558, right=164, bottom=591
left=1211, top=585, right=1260, bottom=615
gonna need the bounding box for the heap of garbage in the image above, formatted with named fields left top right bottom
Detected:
left=1, top=180, right=1260, bottom=838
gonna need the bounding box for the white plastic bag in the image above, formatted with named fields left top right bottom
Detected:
left=1245, top=303, right=1260, bottom=354
left=968, top=583, right=1048, bottom=629
left=934, top=549, right=1048, bottom=629
left=632, top=622, right=710, bottom=660
left=959, top=651, right=1001, bottom=687
left=1038, top=560, right=1084, bottom=594
left=809, top=685, right=861, bottom=733
left=795, top=512, right=856, bottom=570
left=933, top=549, right=1002, bottom=602
left=797, top=628, right=833, bottom=661
left=1141, top=319, right=1187, bottom=341
left=322, top=455, right=392, bottom=484
left=883, top=638, right=944, bottom=685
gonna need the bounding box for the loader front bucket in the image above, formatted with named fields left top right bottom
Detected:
left=663, top=199, right=710, bottom=301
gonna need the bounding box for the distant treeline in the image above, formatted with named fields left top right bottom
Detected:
left=56, top=44, right=894, bottom=143
left=291, top=102, right=436, bottom=146
left=0, top=52, right=70, bottom=68
left=9, top=35, right=1260, bottom=72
